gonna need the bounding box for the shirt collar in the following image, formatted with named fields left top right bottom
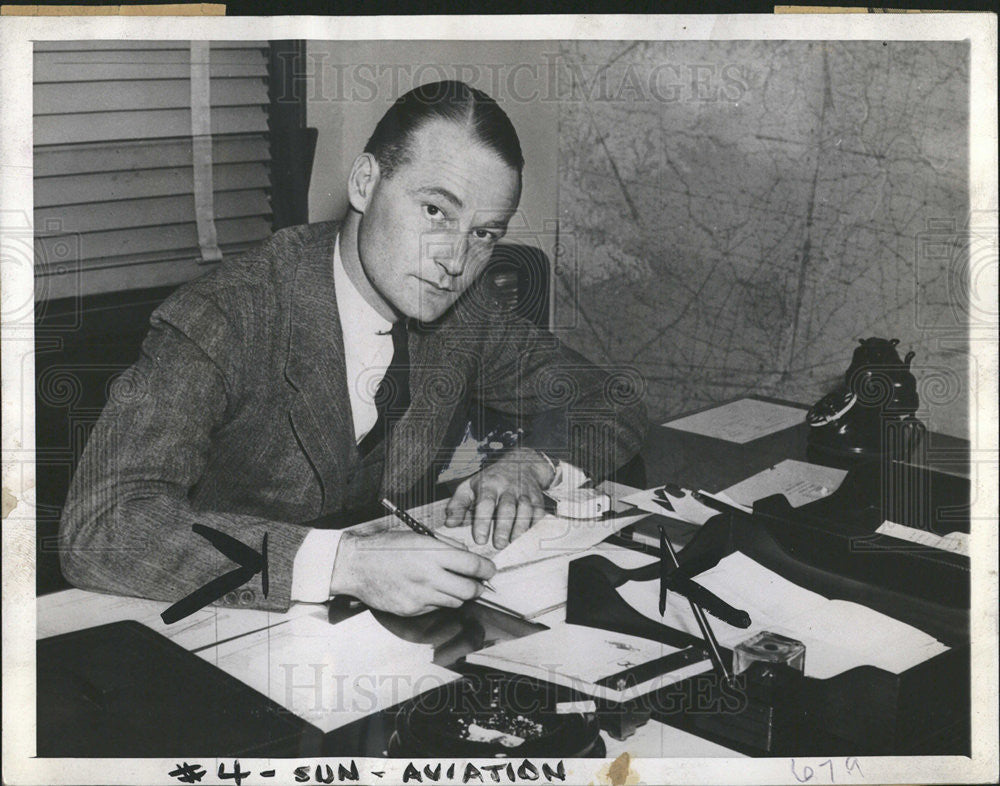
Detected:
left=333, top=233, right=393, bottom=338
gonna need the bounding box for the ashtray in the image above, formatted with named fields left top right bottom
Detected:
left=388, top=675, right=604, bottom=758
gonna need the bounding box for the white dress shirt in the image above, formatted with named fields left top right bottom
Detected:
left=290, top=235, right=395, bottom=601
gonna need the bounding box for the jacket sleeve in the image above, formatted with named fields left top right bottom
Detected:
left=455, top=286, right=649, bottom=482
left=59, top=289, right=309, bottom=613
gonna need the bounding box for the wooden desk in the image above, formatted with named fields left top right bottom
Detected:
left=36, top=587, right=740, bottom=758
left=36, top=397, right=968, bottom=758
left=36, top=491, right=741, bottom=758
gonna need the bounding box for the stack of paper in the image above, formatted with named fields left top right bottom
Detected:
left=199, top=611, right=460, bottom=732
left=617, top=552, right=948, bottom=680
left=466, top=623, right=712, bottom=702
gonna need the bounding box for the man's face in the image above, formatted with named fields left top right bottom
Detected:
left=355, top=118, right=522, bottom=322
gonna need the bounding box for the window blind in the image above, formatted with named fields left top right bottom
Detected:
left=34, top=41, right=273, bottom=277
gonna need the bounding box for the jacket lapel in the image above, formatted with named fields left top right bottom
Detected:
left=281, top=220, right=472, bottom=504
left=283, top=223, right=356, bottom=513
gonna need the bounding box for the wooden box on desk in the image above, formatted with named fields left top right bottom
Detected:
left=798, top=643, right=969, bottom=755
left=680, top=642, right=969, bottom=755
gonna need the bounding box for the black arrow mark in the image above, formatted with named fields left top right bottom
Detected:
left=161, top=526, right=269, bottom=624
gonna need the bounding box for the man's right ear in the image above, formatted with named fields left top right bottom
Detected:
left=347, top=153, right=380, bottom=213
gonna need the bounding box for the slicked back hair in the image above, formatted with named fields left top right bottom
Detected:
left=363, top=80, right=524, bottom=180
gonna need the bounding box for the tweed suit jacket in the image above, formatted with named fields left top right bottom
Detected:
left=59, top=222, right=648, bottom=611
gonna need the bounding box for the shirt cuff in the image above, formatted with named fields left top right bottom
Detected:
left=539, top=452, right=589, bottom=492
left=290, top=528, right=343, bottom=603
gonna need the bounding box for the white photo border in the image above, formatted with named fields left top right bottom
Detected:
left=2, top=12, right=997, bottom=786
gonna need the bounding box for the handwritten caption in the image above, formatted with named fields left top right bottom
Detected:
left=169, top=759, right=570, bottom=784
left=791, top=758, right=864, bottom=782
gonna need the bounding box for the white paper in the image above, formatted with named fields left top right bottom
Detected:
left=352, top=497, right=646, bottom=570
left=722, top=459, right=848, bottom=508
left=481, top=541, right=657, bottom=620
left=617, top=552, right=948, bottom=679
left=876, top=520, right=970, bottom=556
left=470, top=623, right=682, bottom=684
left=617, top=486, right=746, bottom=524
left=200, top=611, right=460, bottom=732
left=662, top=398, right=807, bottom=443
left=489, top=510, right=650, bottom=571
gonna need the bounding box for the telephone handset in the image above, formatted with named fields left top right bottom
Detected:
left=806, top=337, right=924, bottom=464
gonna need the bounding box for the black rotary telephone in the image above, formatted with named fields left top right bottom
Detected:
left=806, top=337, right=924, bottom=465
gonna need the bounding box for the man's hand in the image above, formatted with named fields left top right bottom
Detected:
left=443, top=447, right=556, bottom=549
left=328, top=530, right=496, bottom=616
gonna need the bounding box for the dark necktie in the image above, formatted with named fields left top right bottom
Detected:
left=358, top=318, right=410, bottom=456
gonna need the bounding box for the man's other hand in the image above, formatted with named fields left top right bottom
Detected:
left=443, top=447, right=555, bottom=549
left=328, top=530, right=496, bottom=616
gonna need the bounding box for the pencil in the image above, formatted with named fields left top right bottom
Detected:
left=381, top=499, right=496, bottom=593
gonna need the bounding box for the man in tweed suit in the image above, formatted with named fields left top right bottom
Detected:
left=60, top=81, right=647, bottom=616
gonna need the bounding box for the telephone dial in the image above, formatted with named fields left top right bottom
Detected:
left=806, top=337, right=924, bottom=465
